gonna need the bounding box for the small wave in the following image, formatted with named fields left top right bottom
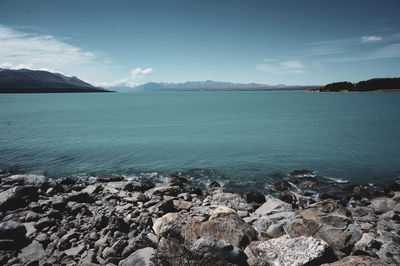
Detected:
left=325, top=177, right=349, bottom=184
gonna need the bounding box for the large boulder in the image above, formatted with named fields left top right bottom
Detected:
left=244, top=235, right=336, bottom=266
left=0, top=185, right=38, bottom=212
left=197, top=214, right=257, bottom=248
left=119, top=247, right=156, bottom=266
left=287, top=199, right=360, bottom=257
left=190, top=236, right=247, bottom=266
left=153, top=213, right=199, bottom=265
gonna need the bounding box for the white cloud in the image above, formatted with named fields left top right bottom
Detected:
left=0, top=24, right=102, bottom=74
left=256, top=60, right=304, bottom=75
left=94, top=67, right=154, bottom=88
left=361, top=36, right=382, bottom=42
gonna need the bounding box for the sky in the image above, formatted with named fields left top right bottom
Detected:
left=0, top=0, right=399, bottom=87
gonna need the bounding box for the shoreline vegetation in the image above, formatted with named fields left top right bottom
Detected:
left=0, top=169, right=399, bottom=265
left=308, top=78, right=400, bottom=92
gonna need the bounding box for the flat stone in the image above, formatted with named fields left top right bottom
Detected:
left=253, top=198, right=292, bottom=217
left=18, top=240, right=45, bottom=263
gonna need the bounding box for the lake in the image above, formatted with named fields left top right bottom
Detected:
left=1, top=91, right=399, bottom=190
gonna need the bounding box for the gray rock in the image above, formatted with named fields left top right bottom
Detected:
left=0, top=220, right=27, bottom=241
left=352, top=233, right=382, bottom=256
left=66, top=191, right=94, bottom=203
left=34, top=217, right=57, bottom=231
left=102, top=247, right=117, bottom=259
left=119, top=247, right=156, bottom=266
left=247, top=235, right=335, bottom=266
left=369, top=197, right=397, bottom=214
left=252, top=212, right=295, bottom=238
left=266, top=224, right=285, bottom=238
left=3, top=174, right=48, bottom=187
left=198, top=214, right=258, bottom=248
left=190, top=236, right=247, bottom=265
left=57, top=229, right=80, bottom=251
left=18, top=240, right=45, bottom=263
left=0, top=185, right=38, bottom=212
left=50, top=196, right=66, bottom=211
left=25, top=211, right=40, bottom=222
left=210, top=192, right=253, bottom=212
left=145, top=185, right=181, bottom=197
left=253, top=199, right=292, bottom=217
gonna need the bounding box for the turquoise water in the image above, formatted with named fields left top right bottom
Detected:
left=1, top=91, right=399, bottom=187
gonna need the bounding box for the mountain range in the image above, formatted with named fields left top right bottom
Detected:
left=0, top=68, right=319, bottom=93
left=0, top=69, right=111, bottom=93
left=110, top=80, right=318, bottom=92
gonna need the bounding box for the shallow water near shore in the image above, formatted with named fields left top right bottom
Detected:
left=1, top=91, right=400, bottom=189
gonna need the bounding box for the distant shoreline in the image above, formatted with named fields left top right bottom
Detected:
left=308, top=88, right=400, bottom=93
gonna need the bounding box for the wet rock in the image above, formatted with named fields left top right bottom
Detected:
left=168, top=173, right=190, bottom=187
left=0, top=221, right=27, bottom=249
left=119, top=247, right=156, bottom=266
left=190, top=236, right=247, bottom=265
left=273, top=180, right=291, bottom=191
left=253, top=198, right=292, bottom=217
left=321, top=255, right=391, bottom=265
left=144, top=185, right=181, bottom=197
left=245, top=235, right=336, bottom=266
left=244, top=191, right=266, bottom=204
left=198, top=213, right=257, bottom=248
left=279, top=191, right=315, bottom=209
left=383, top=177, right=400, bottom=193
left=18, top=240, right=45, bottom=264
left=290, top=169, right=314, bottom=177
left=66, top=191, right=94, bottom=203
left=2, top=174, right=48, bottom=188
left=351, top=186, right=371, bottom=200
left=0, top=185, right=38, bottom=212
left=207, top=181, right=221, bottom=190
left=124, top=180, right=155, bottom=193
left=97, top=174, right=124, bottom=182
left=184, top=187, right=203, bottom=196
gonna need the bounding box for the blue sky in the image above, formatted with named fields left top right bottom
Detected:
left=0, top=0, right=399, bottom=86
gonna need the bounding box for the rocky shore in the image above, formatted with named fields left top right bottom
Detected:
left=0, top=170, right=399, bottom=265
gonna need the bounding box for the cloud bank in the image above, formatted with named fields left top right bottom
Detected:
left=361, top=36, right=382, bottom=42
left=94, top=68, right=154, bottom=88
left=0, top=24, right=153, bottom=86
left=256, top=60, right=305, bottom=74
